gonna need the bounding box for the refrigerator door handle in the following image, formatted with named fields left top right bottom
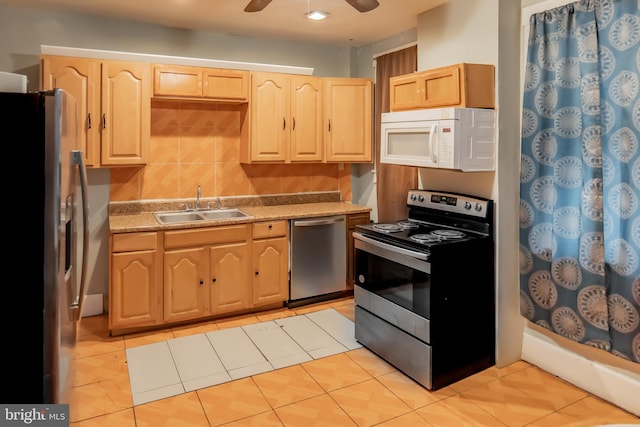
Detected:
left=70, top=150, right=89, bottom=322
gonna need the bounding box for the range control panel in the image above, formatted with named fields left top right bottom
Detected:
left=407, top=189, right=490, bottom=219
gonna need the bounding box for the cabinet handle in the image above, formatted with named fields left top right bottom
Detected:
left=283, top=117, right=286, bottom=130
left=268, top=224, right=272, bottom=229
left=87, top=113, right=91, bottom=130
left=212, top=278, right=217, bottom=283
left=292, top=117, right=296, bottom=131
left=199, top=279, right=204, bottom=285
left=102, top=113, right=106, bottom=129
left=328, top=119, right=331, bottom=132
left=255, top=271, right=259, bottom=276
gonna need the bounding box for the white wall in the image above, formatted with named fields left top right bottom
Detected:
left=416, top=0, right=498, bottom=71
left=414, top=0, right=524, bottom=369
left=0, top=5, right=354, bottom=89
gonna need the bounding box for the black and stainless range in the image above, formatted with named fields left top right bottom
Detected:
left=353, top=189, right=495, bottom=390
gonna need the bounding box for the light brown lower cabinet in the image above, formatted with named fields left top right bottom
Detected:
left=163, top=224, right=252, bottom=324
left=163, top=246, right=209, bottom=323
left=109, top=232, right=162, bottom=330
left=210, top=242, right=252, bottom=314
left=252, top=221, right=289, bottom=306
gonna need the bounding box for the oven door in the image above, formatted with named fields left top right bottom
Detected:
left=353, top=232, right=431, bottom=343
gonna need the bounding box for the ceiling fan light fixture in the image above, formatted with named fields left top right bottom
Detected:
left=306, top=10, right=329, bottom=20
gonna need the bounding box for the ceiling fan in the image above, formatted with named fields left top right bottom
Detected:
left=244, top=0, right=380, bottom=13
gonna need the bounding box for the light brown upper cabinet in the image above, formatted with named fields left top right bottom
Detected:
left=389, top=63, right=495, bottom=112
left=42, top=55, right=150, bottom=167
left=241, top=72, right=323, bottom=163
left=152, top=65, right=249, bottom=102
left=324, top=78, right=373, bottom=163
left=41, top=56, right=99, bottom=166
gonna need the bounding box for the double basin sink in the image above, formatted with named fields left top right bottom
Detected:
left=154, top=208, right=251, bottom=224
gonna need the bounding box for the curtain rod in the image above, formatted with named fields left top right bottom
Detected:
left=372, top=42, right=417, bottom=60
left=521, top=0, right=572, bottom=26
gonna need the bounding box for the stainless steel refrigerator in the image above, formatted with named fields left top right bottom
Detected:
left=1, top=88, right=89, bottom=404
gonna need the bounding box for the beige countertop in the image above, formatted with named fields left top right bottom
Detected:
left=109, top=201, right=372, bottom=233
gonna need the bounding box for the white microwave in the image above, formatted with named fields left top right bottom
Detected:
left=380, top=107, right=496, bottom=171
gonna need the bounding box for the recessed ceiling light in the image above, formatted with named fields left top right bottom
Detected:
left=306, top=10, right=329, bottom=20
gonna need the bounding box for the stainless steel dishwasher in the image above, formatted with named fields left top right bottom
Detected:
left=289, top=215, right=347, bottom=307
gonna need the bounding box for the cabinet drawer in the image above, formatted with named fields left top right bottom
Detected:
left=253, top=221, right=288, bottom=239
left=348, top=213, right=370, bottom=229
left=164, top=224, right=250, bottom=249
left=112, top=232, right=157, bottom=252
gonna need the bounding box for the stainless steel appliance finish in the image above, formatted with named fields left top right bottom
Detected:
left=353, top=189, right=494, bottom=390
left=289, top=215, right=347, bottom=307
left=2, top=89, right=89, bottom=403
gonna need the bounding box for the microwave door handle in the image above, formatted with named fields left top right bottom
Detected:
left=429, top=124, right=437, bottom=163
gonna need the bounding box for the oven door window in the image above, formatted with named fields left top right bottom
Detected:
left=355, top=247, right=430, bottom=319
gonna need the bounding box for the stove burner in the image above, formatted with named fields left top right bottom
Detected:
left=410, top=234, right=442, bottom=244
left=396, top=220, right=419, bottom=229
left=373, top=223, right=403, bottom=233
left=432, top=229, right=466, bottom=239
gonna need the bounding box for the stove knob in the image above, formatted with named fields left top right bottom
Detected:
left=410, top=194, right=417, bottom=201
left=418, top=195, right=425, bottom=202
left=464, top=201, right=472, bottom=210
left=475, top=203, right=483, bottom=212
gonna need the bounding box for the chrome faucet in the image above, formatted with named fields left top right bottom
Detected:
left=195, top=184, right=202, bottom=210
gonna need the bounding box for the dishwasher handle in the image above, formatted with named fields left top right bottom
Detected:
left=293, top=215, right=345, bottom=227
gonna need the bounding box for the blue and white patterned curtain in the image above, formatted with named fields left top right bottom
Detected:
left=520, top=0, right=640, bottom=363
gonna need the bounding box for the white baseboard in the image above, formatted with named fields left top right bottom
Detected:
left=81, top=293, right=104, bottom=317
left=522, top=326, right=640, bottom=417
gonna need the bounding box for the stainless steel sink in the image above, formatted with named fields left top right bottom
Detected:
left=199, top=209, right=250, bottom=220
left=154, top=208, right=251, bottom=224
left=154, top=212, right=205, bottom=224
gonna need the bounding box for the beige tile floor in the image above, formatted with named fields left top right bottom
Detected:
left=70, top=298, right=640, bottom=426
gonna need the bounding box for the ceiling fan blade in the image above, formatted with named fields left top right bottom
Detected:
left=244, top=0, right=273, bottom=12
left=345, top=0, right=380, bottom=13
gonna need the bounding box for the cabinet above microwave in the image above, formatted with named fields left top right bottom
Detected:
left=380, top=107, right=496, bottom=172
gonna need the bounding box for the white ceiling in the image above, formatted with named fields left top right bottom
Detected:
left=1, top=0, right=448, bottom=47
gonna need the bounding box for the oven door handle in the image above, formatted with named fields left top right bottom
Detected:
left=353, top=232, right=431, bottom=273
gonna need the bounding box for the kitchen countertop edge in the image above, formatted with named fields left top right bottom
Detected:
left=109, top=202, right=372, bottom=233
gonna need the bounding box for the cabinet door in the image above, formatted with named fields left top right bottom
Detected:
left=249, top=72, right=288, bottom=162
left=389, top=73, right=422, bottom=112
left=41, top=56, right=100, bottom=166
left=290, top=75, right=323, bottom=162
left=324, top=78, right=373, bottom=163
left=153, top=65, right=203, bottom=98
left=164, top=247, right=209, bottom=323
left=421, top=65, right=461, bottom=109
left=110, top=250, right=161, bottom=329
left=210, top=242, right=251, bottom=314
left=253, top=237, right=288, bottom=306
left=203, top=69, right=249, bottom=101
left=100, top=60, right=150, bottom=166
